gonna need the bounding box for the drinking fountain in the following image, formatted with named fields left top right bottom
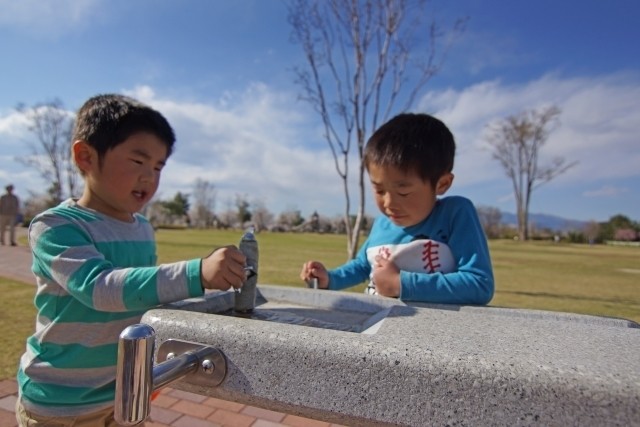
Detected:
left=114, top=232, right=640, bottom=425
left=116, top=287, right=640, bottom=426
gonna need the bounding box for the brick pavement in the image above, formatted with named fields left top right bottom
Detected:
left=0, top=230, right=344, bottom=427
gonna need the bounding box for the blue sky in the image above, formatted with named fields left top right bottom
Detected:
left=0, top=0, right=638, bottom=223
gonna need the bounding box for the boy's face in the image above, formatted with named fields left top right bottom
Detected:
left=368, top=163, right=453, bottom=227
left=76, top=132, right=168, bottom=222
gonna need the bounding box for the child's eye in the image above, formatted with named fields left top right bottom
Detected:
left=131, top=159, right=143, bottom=165
left=398, top=192, right=410, bottom=197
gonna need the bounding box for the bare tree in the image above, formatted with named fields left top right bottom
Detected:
left=583, top=221, right=600, bottom=244
left=190, top=179, right=217, bottom=228
left=476, top=205, right=502, bottom=239
left=485, top=106, right=576, bottom=241
left=287, top=0, right=465, bottom=259
left=216, top=197, right=237, bottom=229
left=251, top=199, right=274, bottom=232
left=16, top=99, right=78, bottom=204
left=235, top=194, right=252, bottom=228
left=276, top=208, right=305, bottom=231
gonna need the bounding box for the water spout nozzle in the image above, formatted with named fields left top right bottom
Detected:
left=235, top=228, right=259, bottom=313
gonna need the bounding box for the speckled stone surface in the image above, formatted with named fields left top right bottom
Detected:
left=141, top=285, right=640, bottom=427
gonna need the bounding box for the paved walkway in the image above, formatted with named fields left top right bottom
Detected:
left=0, top=229, right=341, bottom=427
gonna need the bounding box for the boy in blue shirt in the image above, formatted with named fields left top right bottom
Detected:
left=300, top=113, right=494, bottom=304
left=16, top=94, right=247, bottom=425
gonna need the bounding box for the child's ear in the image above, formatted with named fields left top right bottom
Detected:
left=72, top=140, right=95, bottom=174
left=435, top=173, right=454, bottom=195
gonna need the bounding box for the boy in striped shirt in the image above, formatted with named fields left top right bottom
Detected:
left=16, top=94, right=247, bottom=426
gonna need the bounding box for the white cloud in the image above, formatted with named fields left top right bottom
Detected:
left=0, top=83, right=350, bottom=218
left=583, top=186, right=629, bottom=198
left=453, top=28, right=538, bottom=76
left=126, top=85, right=347, bottom=217
left=419, top=72, right=640, bottom=194
left=2, top=72, right=638, bottom=221
left=0, top=0, right=104, bottom=37
left=0, top=110, right=30, bottom=139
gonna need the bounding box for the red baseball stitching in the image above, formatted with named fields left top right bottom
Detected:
left=378, top=246, right=391, bottom=260
left=422, top=241, right=441, bottom=272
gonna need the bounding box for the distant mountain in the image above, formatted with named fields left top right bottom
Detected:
left=500, top=212, right=588, bottom=232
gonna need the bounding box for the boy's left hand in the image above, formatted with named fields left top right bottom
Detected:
left=372, top=256, right=401, bottom=297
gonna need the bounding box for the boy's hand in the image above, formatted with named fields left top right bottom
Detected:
left=372, top=256, right=401, bottom=297
left=201, top=246, right=247, bottom=291
left=300, top=261, right=329, bottom=289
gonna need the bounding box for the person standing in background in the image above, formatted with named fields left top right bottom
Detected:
left=0, top=184, right=20, bottom=246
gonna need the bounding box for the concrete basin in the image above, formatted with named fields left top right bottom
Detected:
left=163, top=284, right=404, bottom=334
left=143, top=284, right=640, bottom=426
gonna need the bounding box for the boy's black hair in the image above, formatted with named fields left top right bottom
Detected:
left=364, top=113, right=455, bottom=187
left=72, top=94, right=176, bottom=166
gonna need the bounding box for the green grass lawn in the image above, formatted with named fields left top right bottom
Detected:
left=2, top=230, right=639, bottom=379
left=489, top=239, right=640, bottom=321
left=155, top=229, right=640, bottom=321
left=0, top=279, right=37, bottom=379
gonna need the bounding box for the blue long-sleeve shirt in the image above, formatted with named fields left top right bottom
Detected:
left=328, top=196, right=494, bottom=304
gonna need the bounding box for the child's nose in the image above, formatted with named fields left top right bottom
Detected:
left=383, top=193, right=396, bottom=209
left=140, top=167, right=157, bottom=183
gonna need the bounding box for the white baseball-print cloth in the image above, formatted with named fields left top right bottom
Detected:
left=365, top=239, right=455, bottom=295
left=327, top=196, right=494, bottom=304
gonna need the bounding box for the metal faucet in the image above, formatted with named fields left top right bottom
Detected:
left=114, top=324, right=227, bottom=425
left=235, top=227, right=259, bottom=313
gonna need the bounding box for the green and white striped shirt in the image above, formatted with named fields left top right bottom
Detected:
left=18, top=199, right=203, bottom=417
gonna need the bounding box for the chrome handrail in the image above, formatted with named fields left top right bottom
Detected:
left=114, top=324, right=227, bottom=425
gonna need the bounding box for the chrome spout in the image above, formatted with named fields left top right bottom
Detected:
left=115, top=324, right=227, bottom=426
left=235, top=227, right=259, bottom=313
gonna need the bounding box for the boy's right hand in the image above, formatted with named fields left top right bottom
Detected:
left=300, top=261, right=329, bottom=289
left=201, top=246, right=247, bottom=291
